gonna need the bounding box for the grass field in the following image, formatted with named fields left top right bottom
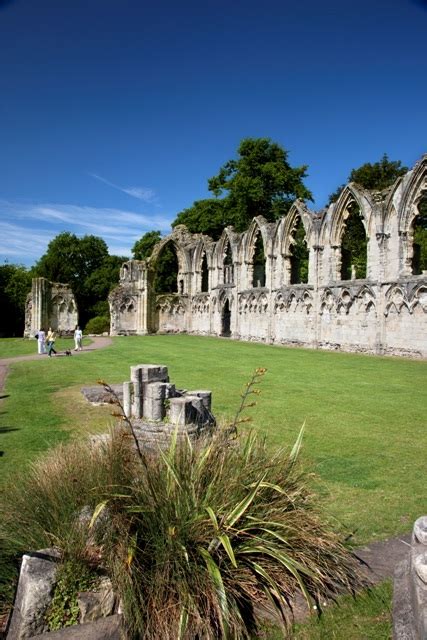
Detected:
left=1, top=334, right=426, bottom=546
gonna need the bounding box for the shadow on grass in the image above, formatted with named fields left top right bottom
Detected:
left=0, top=427, right=19, bottom=434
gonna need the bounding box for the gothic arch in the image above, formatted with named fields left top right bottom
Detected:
left=384, top=284, right=411, bottom=316
left=324, top=184, right=373, bottom=281
left=384, top=156, right=427, bottom=276
left=328, top=184, right=373, bottom=247
left=213, top=227, right=240, bottom=286
left=243, top=217, right=270, bottom=262
left=149, top=236, right=191, bottom=275
left=192, top=238, right=214, bottom=293
left=410, top=283, right=427, bottom=314
left=214, top=227, right=239, bottom=269
left=396, top=155, right=427, bottom=233
left=243, top=217, right=270, bottom=288
left=272, top=201, right=312, bottom=286
left=279, top=201, right=312, bottom=256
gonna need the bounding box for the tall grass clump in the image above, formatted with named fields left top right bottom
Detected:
left=1, top=420, right=364, bottom=639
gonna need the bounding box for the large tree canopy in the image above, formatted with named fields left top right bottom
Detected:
left=173, top=138, right=313, bottom=239
left=0, top=264, right=32, bottom=336
left=328, top=154, right=408, bottom=204
left=173, top=200, right=227, bottom=240
left=132, top=231, right=162, bottom=260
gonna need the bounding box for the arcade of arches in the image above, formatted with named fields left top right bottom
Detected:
left=109, top=155, right=427, bottom=358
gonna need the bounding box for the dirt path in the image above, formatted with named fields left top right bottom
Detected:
left=0, top=336, right=112, bottom=395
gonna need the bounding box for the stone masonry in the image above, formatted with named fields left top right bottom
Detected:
left=122, top=364, right=215, bottom=447
left=24, top=278, right=78, bottom=338
left=109, top=155, right=427, bottom=358
left=393, top=516, right=427, bottom=639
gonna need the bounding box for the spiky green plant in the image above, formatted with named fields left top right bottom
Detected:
left=90, top=428, right=362, bottom=639
left=1, top=368, right=365, bottom=639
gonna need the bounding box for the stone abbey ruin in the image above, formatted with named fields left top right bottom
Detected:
left=24, top=155, right=427, bottom=358
left=109, top=155, right=427, bottom=358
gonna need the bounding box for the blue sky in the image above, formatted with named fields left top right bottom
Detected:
left=1, top=0, right=426, bottom=268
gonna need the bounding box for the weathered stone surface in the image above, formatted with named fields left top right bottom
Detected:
left=169, top=397, right=196, bottom=426
left=78, top=578, right=116, bottom=624
left=109, top=155, right=427, bottom=358
left=6, top=548, right=60, bottom=640
left=413, top=516, right=427, bottom=546
left=131, top=365, right=168, bottom=384
left=81, top=385, right=123, bottom=406
left=414, top=553, right=427, bottom=584
left=29, top=614, right=124, bottom=639
left=24, top=278, right=79, bottom=339
left=393, top=516, right=427, bottom=640
left=393, top=557, right=417, bottom=640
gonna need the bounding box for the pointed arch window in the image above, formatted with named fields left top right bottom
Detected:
left=411, top=191, right=427, bottom=275
left=340, top=204, right=367, bottom=280
left=201, top=252, right=209, bottom=292
left=252, top=232, right=266, bottom=287
left=290, top=217, right=309, bottom=284
left=154, top=242, right=179, bottom=293
left=223, top=240, right=234, bottom=284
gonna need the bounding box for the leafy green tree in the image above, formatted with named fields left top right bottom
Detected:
left=132, top=231, right=162, bottom=260
left=173, top=200, right=227, bottom=239
left=328, top=154, right=408, bottom=203
left=0, top=264, right=32, bottom=336
left=153, top=243, right=179, bottom=293
left=83, top=255, right=128, bottom=322
left=173, top=138, right=312, bottom=239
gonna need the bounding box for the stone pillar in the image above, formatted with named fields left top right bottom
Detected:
left=130, top=364, right=169, bottom=418
left=411, top=516, right=427, bottom=639
left=130, top=367, right=143, bottom=418
left=393, top=516, right=427, bottom=640
left=123, top=382, right=132, bottom=418
left=169, top=397, right=196, bottom=426
left=144, top=382, right=167, bottom=421
left=186, top=390, right=212, bottom=412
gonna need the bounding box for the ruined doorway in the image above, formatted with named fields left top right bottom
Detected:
left=221, top=299, right=231, bottom=337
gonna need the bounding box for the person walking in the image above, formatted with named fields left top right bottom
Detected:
left=37, top=328, right=46, bottom=354
left=74, top=325, right=83, bottom=351
left=46, top=327, right=57, bottom=357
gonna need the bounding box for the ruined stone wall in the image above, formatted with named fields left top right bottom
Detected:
left=109, top=155, right=427, bottom=358
left=24, top=278, right=78, bottom=337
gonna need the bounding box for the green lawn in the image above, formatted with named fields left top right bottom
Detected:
left=0, top=336, right=92, bottom=358
left=1, top=334, right=426, bottom=545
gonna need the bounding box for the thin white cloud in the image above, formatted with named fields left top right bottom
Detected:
left=90, top=173, right=158, bottom=204
left=0, top=199, right=173, bottom=267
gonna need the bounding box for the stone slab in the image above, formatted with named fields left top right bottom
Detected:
left=29, top=614, right=124, bottom=639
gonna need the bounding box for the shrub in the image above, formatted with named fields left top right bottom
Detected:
left=1, top=425, right=364, bottom=639
left=84, top=315, right=110, bottom=334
